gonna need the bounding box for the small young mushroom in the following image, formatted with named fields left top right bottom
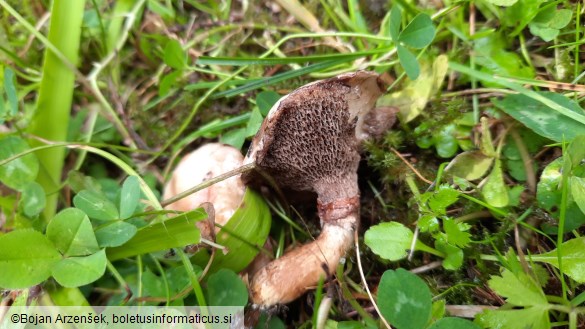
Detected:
left=242, top=71, right=392, bottom=306
left=163, top=143, right=246, bottom=240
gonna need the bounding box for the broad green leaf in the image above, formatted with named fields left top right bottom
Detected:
left=95, top=221, right=138, bottom=248
left=397, top=45, right=419, bottom=80
left=220, top=127, right=247, bottom=150
left=476, top=306, right=550, bottom=329
left=142, top=269, right=164, bottom=298
left=434, top=124, right=459, bottom=158
left=493, top=92, right=585, bottom=143
left=378, top=55, right=448, bottom=123
left=531, top=237, right=585, bottom=282
left=488, top=269, right=547, bottom=306
left=4, top=67, right=17, bottom=115
left=165, top=266, right=192, bottom=295
left=206, top=269, right=248, bottom=306
left=536, top=158, right=585, bottom=231
left=47, top=208, right=99, bottom=256
left=389, top=6, right=402, bottom=41
left=445, top=151, right=493, bottom=181
left=18, top=181, right=45, bottom=217
left=246, top=108, right=264, bottom=137
left=503, top=248, right=523, bottom=276
left=435, top=240, right=463, bottom=270
left=212, top=189, right=271, bottom=272
left=398, top=14, right=435, bottom=49
left=428, top=317, right=480, bottom=329
left=431, top=299, right=446, bottom=321
left=482, top=160, right=509, bottom=208
left=529, top=8, right=572, bottom=41
left=163, top=39, right=187, bottom=70
left=119, top=175, right=140, bottom=219
left=548, top=9, right=573, bottom=29
left=507, top=185, right=526, bottom=207
left=443, top=219, right=471, bottom=248
left=418, top=215, right=439, bottom=233
left=378, top=269, right=432, bottom=329
left=0, top=136, right=39, bottom=190
left=485, top=0, right=517, bottom=5
left=106, top=209, right=204, bottom=261
left=52, top=249, right=107, bottom=287
left=364, top=222, right=413, bottom=261
left=428, top=186, right=459, bottom=215
left=502, top=0, right=546, bottom=35
left=256, top=91, right=281, bottom=116
left=474, top=34, right=534, bottom=81
left=73, top=190, right=119, bottom=221
left=572, top=176, right=585, bottom=216
left=0, top=229, right=61, bottom=288
left=67, top=170, right=102, bottom=194
left=528, top=25, right=559, bottom=42
left=159, top=70, right=182, bottom=97
left=567, top=135, right=585, bottom=169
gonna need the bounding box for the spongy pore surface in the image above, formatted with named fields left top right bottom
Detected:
left=244, top=79, right=361, bottom=203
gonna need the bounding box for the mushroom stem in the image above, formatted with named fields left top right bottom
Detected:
left=249, top=213, right=357, bottom=306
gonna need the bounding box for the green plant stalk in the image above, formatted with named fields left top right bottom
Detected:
left=575, top=1, right=581, bottom=83
left=137, top=255, right=143, bottom=301
left=106, top=0, right=135, bottom=85
left=106, top=260, right=130, bottom=304
left=44, top=286, right=90, bottom=306
left=150, top=254, right=171, bottom=306
left=335, top=264, right=377, bottom=328
left=177, top=248, right=210, bottom=324
left=27, top=0, right=86, bottom=222
left=557, top=143, right=570, bottom=300
left=569, top=311, right=577, bottom=329
left=415, top=240, right=445, bottom=258
left=312, top=275, right=325, bottom=327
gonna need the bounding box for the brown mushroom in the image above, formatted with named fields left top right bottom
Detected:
left=242, top=71, right=392, bottom=306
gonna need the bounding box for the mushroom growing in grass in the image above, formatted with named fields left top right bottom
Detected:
left=163, top=143, right=246, bottom=241
left=242, top=71, right=393, bottom=306
left=163, top=143, right=272, bottom=274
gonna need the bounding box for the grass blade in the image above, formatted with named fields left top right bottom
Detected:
left=212, top=59, right=349, bottom=98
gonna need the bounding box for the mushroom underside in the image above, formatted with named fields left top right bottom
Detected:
left=244, top=71, right=386, bottom=307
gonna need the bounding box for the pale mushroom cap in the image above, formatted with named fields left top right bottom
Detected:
left=163, top=143, right=245, bottom=228
left=242, top=71, right=384, bottom=204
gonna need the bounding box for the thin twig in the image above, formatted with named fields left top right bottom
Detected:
left=354, top=230, right=392, bottom=329
left=410, top=261, right=443, bottom=274
left=391, top=147, right=433, bottom=184
left=160, top=163, right=256, bottom=208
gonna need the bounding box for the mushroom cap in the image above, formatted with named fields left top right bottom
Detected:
left=163, top=143, right=245, bottom=228
left=242, top=71, right=384, bottom=204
